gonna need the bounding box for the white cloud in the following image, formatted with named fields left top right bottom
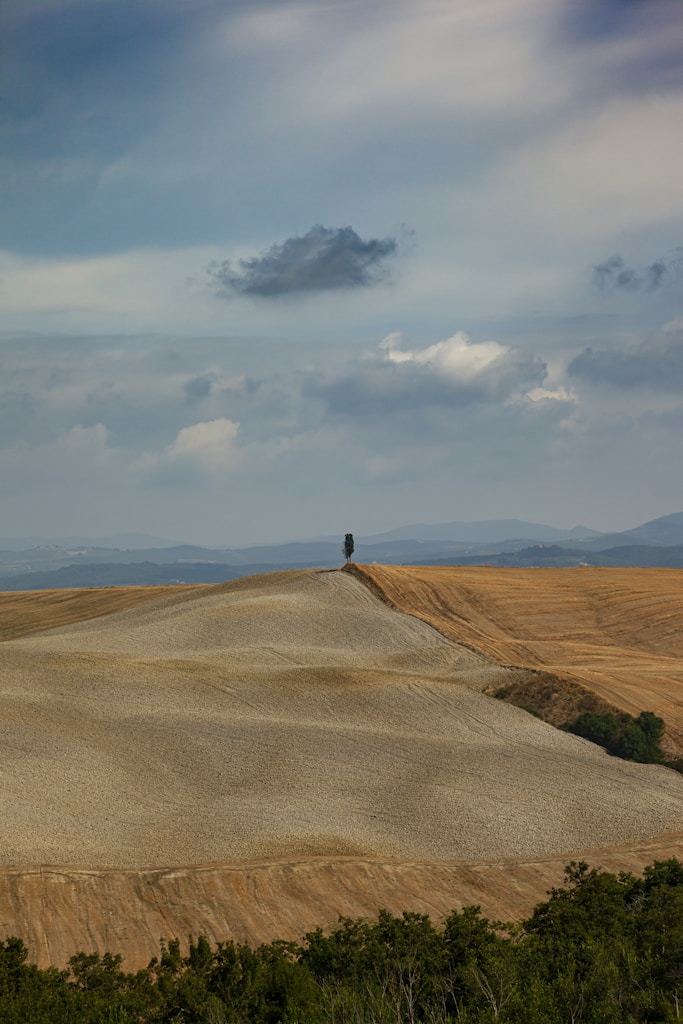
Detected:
left=160, top=418, right=240, bottom=474
left=526, top=385, right=575, bottom=402
left=380, top=330, right=509, bottom=382
left=359, top=329, right=548, bottom=407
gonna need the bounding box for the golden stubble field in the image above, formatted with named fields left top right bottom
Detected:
left=1, top=565, right=682, bottom=967
left=352, top=564, right=683, bottom=753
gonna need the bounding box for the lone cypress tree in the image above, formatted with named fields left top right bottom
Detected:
left=343, top=533, right=355, bottom=562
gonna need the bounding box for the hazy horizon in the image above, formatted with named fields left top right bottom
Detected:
left=2, top=509, right=680, bottom=552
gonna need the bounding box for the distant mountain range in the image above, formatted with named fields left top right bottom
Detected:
left=0, top=532, right=184, bottom=552
left=357, top=518, right=601, bottom=544
left=565, top=511, right=683, bottom=550
left=1, top=512, right=682, bottom=589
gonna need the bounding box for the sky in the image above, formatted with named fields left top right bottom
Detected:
left=1, top=0, right=682, bottom=545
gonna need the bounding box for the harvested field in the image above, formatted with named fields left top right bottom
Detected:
left=1, top=567, right=683, bottom=966
left=0, top=584, right=204, bottom=642
left=4, top=834, right=683, bottom=970
left=350, top=564, right=683, bottom=754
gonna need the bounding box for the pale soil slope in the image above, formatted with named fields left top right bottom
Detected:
left=1, top=568, right=682, bottom=870
left=353, top=565, right=683, bottom=752
left=2, top=568, right=683, bottom=967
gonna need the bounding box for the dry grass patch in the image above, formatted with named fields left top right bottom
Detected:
left=485, top=668, right=619, bottom=725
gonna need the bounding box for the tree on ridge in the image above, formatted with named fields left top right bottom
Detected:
left=343, top=533, right=355, bottom=561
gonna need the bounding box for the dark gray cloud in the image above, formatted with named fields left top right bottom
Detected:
left=561, top=0, right=678, bottom=41
left=592, top=250, right=682, bottom=292
left=183, top=374, right=215, bottom=402
left=568, top=323, right=683, bottom=389
left=556, top=0, right=683, bottom=97
left=5, top=0, right=209, bottom=95
left=208, top=225, right=399, bottom=299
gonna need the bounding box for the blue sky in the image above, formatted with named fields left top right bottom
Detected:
left=1, top=0, right=682, bottom=544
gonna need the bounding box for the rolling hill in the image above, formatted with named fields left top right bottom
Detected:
left=0, top=566, right=682, bottom=967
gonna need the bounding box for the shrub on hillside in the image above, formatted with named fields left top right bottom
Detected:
left=564, top=709, right=666, bottom=764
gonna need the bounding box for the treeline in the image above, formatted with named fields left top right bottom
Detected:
left=3, top=859, right=683, bottom=1021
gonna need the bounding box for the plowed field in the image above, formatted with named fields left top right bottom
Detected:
left=351, top=564, right=683, bottom=752
left=1, top=567, right=682, bottom=967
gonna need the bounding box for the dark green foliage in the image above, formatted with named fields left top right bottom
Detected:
left=565, top=708, right=667, bottom=764
left=343, top=532, right=355, bottom=561
left=5, top=859, right=683, bottom=1020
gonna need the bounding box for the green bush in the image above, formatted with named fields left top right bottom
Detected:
left=564, top=709, right=666, bottom=764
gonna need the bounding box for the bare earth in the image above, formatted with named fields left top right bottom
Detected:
left=1, top=567, right=683, bottom=966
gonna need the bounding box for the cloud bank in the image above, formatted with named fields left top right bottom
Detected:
left=569, top=321, right=683, bottom=390
left=1, top=314, right=681, bottom=541
left=208, top=225, right=399, bottom=298
left=309, top=331, right=550, bottom=421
